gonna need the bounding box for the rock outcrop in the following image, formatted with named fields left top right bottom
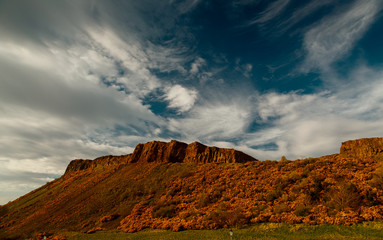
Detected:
left=340, top=137, right=383, bottom=159
left=65, top=155, right=131, bottom=174
left=183, top=141, right=255, bottom=163
left=130, top=140, right=188, bottom=163
left=129, top=140, right=257, bottom=164
left=65, top=140, right=257, bottom=174
left=65, top=159, right=93, bottom=173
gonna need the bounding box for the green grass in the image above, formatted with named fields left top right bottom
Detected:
left=63, top=222, right=383, bottom=240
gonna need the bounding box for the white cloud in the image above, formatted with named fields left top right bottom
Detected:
left=0, top=39, right=166, bottom=199
left=146, top=41, right=189, bottom=74
left=168, top=99, right=251, bottom=141
left=254, top=91, right=320, bottom=122
left=87, top=28, right=162, bottom=97
left=0, top=1, right=193, bottom=204
left=164, top=85, right=198, bottom=113
left=242, top=65, right=383, bottom=160
left=0, top=43, right=53, bottom=70
left=302, top=0, right=381, bottom=73
left=190, top=57, right=206, bottom=74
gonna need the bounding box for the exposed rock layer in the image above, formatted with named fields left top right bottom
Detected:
left=183, top=141, right=255, bottom=164
left=340, top=137, right=383, bottom=159
left=65, top=140, right=257, bottom=174
left=65, top=155, right=131, bottom=174
left=130, top=140, right=188, bottom=163
left=130, top=140, right=256, bottom=164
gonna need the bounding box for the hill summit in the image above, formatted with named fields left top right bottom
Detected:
left=2, top=138, right=383, bottom=239
left=340, top=137, right=383, bottom=159
left=65, top=140, right=257, bottom=174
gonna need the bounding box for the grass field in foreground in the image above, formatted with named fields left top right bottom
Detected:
left=63, top=222, right=383, bottom=240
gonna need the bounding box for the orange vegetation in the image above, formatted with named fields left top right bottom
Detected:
left=1, top=138, right=383, bottom=239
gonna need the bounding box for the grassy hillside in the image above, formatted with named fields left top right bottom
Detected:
left=1, top=143, right=383, bottom=239
left=52, top=222, right=383, bottom=240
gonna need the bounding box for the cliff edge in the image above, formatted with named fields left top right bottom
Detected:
left=340, top=137, right=383, bottom=159
left=65, top=140, right=257, bottom=174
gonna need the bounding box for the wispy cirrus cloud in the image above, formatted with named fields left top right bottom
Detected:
left=167, top=87, right=254, bottom=142
left=247, top=0, right=290, bottom=26
left=190, top=57, right=206, bottom=75
left=241, top=64, right=383, bottom=160
left=0, top=0, right=197, bottom=203
left=276, top=0, right=333, bottom=33
left=168, top=102, right=251, bottom=141
left=301, top=0, right=382, bottom=73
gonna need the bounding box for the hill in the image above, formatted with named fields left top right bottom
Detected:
left=1, top=138, right=383, bottom=239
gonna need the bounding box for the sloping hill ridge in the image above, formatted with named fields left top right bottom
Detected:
left=65, top=140, right=256, bottom=174
left=2, top=138, right=383, bottom=239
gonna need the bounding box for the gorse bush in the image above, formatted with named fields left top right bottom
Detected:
left=3, top=152, right=383, bottom=236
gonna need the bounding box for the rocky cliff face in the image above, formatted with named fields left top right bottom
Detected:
left=183, top=141, right=255, bottom=163
left=65, top=140, right=257, bottom=174
left=340, top=137, right=383, bottom=159
left=129, top=140, right=256, bottom=164
left=65, top=159, right=93, bottom=173
left=65, top=155, right=131, bottom=174
left=129, top=140, right=188, bottom=163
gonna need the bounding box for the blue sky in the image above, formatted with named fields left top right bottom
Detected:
left=1, top=0, right=383, bottom=204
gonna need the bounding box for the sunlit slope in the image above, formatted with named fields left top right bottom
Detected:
left=1, top=138, right=383, bottom=239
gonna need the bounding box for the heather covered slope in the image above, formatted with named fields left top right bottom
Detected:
left=1, top=138, right=383, bottom=239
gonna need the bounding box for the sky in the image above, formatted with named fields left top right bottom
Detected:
left=1, top=0, right=383, bottom=204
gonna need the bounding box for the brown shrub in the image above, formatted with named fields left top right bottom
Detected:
left=330, top=183, right=362, bottom=211
left=206, top=208, right=248, bottom=228
left=100, top=214, right=119, bottom=223
left=265, top=189, right=282, bottom=202
left=370, top=164, right=383, bottom=189
left=274, top=203, right=289, bottom=214
left=152, top=204, right=176, bottom=218
left=294, top=204, right=309, bottom=217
